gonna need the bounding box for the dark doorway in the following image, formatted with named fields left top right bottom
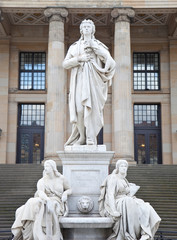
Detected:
left=134, top=104, right=162, bottom=164
left=17, top=104, right=45, bottom=164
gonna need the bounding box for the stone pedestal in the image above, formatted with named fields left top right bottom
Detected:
left=111, top=8, right=135, bottom=163
left=57, top=148, right=114, bottom=239
left=57, top=148, right=114, bottom=216
left=44, top=8, right=68, bottom=160
left=60, top=217, right=113, bottom=240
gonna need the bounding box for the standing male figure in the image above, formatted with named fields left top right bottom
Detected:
left=63, top=19, right=115, bottom=146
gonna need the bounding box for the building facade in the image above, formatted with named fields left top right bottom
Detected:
left=0, top=1, right=177, bottom=165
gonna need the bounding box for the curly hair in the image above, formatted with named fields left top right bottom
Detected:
left=80, top=19, right=95, bottom=39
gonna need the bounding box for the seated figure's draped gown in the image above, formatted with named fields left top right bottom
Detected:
left=99, top=172, right=161, bottom=240
left=12, top=175, right=70, bottom=240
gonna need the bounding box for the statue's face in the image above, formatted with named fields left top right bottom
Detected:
left=81, top=22, right=92, bottom=36
left=44, top=163, right=53, bottom=175
left=81, top=199, right=90, bottom=210
left=119, top=163, right=127, bottom=174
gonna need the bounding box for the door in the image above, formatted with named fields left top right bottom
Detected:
left=16, top=104, right=45, bottom=164
left=134, top=130, right=161, bottom=164
left=17, top=128, right=44, bottom=164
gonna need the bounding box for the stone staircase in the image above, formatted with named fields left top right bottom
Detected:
left=0, top=164, right=177, bottom=239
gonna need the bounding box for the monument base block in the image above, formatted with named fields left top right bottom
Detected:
left=57, top=148, right=114, bottom=216
left=61, top=217, right=113, bottom=240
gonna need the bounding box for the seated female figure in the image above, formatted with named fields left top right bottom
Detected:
left=12, top=160, right=72, bottom=240
left=99, top=159, right=161, bottom=240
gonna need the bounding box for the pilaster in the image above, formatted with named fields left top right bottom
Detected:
left=44, top=8, right=68, bottom=161
left=111, top=8, right=135, bottom=163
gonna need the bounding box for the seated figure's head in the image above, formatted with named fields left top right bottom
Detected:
left=77, top=196, right=94, bottom=213
left=43, top=160, right=60, bottom=177
left=114, top=159, right=128, bottom=176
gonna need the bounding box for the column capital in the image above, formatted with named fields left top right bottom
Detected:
left=111, top=8, right=135, bottom=23
left=44, top=7, right=68, bottom=23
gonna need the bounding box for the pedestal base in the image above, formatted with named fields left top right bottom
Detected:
left=61, top=217, right=113, bottom=240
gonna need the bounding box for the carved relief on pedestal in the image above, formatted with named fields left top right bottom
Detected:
left=77, top=196, right=94, bottom=214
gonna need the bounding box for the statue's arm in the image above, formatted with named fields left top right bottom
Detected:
left=36, top=179, right=49, bottom=202
left=61, top=176, right=72, bottom=202
left=106, top=176, right=121, bottom=217
left=63, top=46, right=80, bottom=69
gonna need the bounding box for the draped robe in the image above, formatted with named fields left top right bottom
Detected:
left=63, top=39, right=115, bottom=145
left=99, top=173, right=161, bottom=240
left=12, top=175, right=70, bottom=240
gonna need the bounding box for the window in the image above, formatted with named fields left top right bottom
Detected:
left=134, top=104, right=161, bottom=128
left=19, top=104, right=45, bottom=127
left=133, top=53, right=160, bottom=90
left=19, top=52, right=46, bottom=90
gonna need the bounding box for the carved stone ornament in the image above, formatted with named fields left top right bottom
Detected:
left=111, top=8, right=135, bottom=23
left=44, top=8, right=68, bottom=22
left=77, top=196, right=94, bottom=213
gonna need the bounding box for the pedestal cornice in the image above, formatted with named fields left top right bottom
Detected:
left=111, top=8, right=135, bottom=23
left=44, top=7, right=68, bottom=22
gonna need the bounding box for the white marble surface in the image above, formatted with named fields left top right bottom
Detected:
left=64, top=144, right=106, bottom=152
left=99, top=159, right=161, bottom=240
left=63, top=19, right=115, bottom=146
left=58, top=151, right=114, bottom=215
left=60, top=217, right=114, bottom=228
left=11, top=160, right=72, bottom=240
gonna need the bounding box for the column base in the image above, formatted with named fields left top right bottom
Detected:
left=112, top=154, right=136, bottom=166
left=44, top=153, right=60, bottom=164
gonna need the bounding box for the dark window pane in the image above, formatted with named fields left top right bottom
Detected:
left=137, top=134, right=146, bottom=164
left=20, top=133, right=30, bottom=164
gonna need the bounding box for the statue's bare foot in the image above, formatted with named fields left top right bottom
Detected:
left=86, top=138, right=94, bottom=145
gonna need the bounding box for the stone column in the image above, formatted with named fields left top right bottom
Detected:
left=0, top=39, right=10, bottom=163
left=169, top=40, right=177, bottom=164
left=44, top=8, right=68, bottom=160
left=111, top=8, right=135, bottom=163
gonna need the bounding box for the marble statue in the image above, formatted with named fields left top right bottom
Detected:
left=99, top=159, right=161, bottom=240
left=63, top=19, right=115, bottom=146
left=11, top=160, right=72, bottom=240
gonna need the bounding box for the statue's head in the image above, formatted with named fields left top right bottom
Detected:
left=80, top=19, right=95, bottom=39
left=114, top=159, right=128, bottom=176
left=43, top=160, right=60, bottom=177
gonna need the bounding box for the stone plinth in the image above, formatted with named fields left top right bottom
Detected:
left=60, top=217, right=113, bottom=240
left=57, top=149, right=114, bottom=216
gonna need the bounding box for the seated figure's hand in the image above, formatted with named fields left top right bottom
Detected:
left=62, top=194, right=67, bottom=203
left=46, top=200, right=55, bottom=213
left=113, top=211, right=121, bottom=218
left=78, top=53, right=90, bottom=62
